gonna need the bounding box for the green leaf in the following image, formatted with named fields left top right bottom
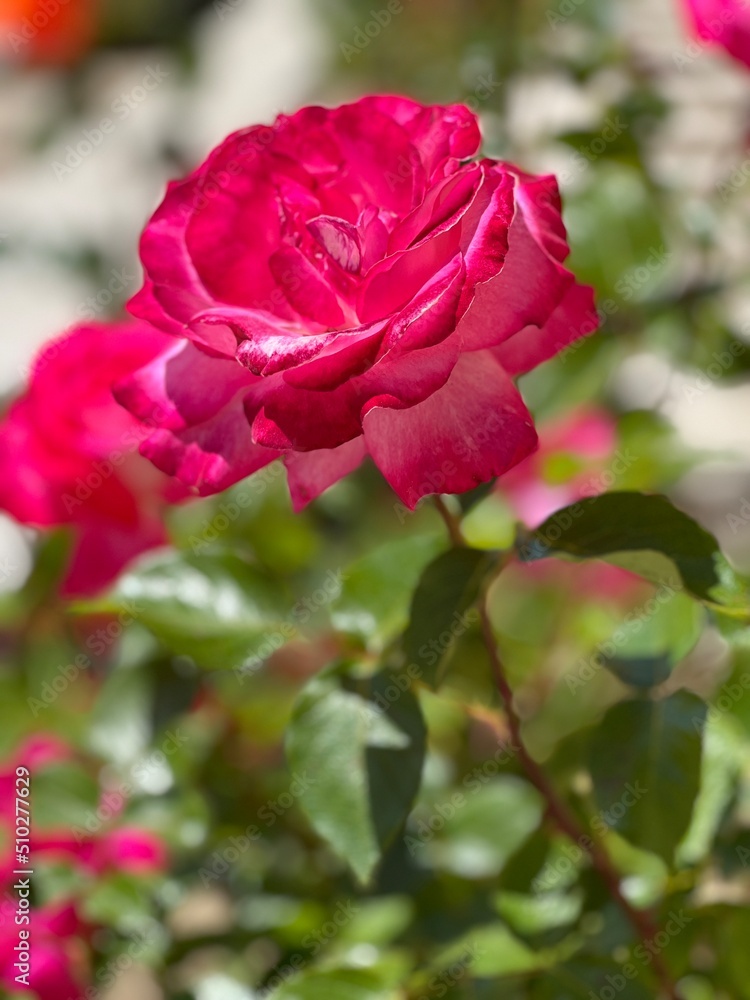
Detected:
left=269, top=968, right=395, bottom=1000
left=403, top=547, right=495, bottom=687
left=517, top=492, right=729, bottom=603
left=678, top=714, right=745, bottom=866
left=603, top=655, right=672, bottom=689
left=416, top=777, right=544, bottom=879
left=430, top=922, right=542, bottom=978
left=330, top=533, right=444, bottom=648
left=588, top=692, right=707, bottom=863
left=76, top=550, right=290, bottom=671
left=530, top=956, right=653, bottom=999
left=32, top=762, right=99, bottom=831
left=285, top=667, right=426, bottom=883
left=494, top=891, right=582, bottom=936
left=601, top=589, right=704, bottom=689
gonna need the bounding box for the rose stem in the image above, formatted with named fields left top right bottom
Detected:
left=432, top=496, right=680, bottom=1000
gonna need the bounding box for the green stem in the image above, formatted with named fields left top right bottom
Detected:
left=433, top=499, right=680, bottom=1000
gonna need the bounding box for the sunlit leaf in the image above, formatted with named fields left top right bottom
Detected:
left=286, top=667, right=426, bottom=883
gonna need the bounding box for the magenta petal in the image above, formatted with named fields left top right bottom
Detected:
left=131, top=178, right=237, bottom=356
left=141, top=390, right=279, bottom=495
left=269, top=245, right=346, bottom=327
left=362, top=351, right=538, bottom=508
left=494, top=282, right=598, bottom=376
left=97, top=828, right=168, bottom=874
left=380, top=255, right=465, bottom=356
left=114, top=340, right=256, bottom=430
left=458, top=173, right=574, bottom=351
left=359, top=221, right=465, bottom=324
left=514, top=170, right=570, bottom=264
left=231, top=314, right=385, bottom=384
left=389, top=163, right=481, bottom=254
left=63, top=503, right=169, bottom=597
left=364, top=97, right=481, bottom=176
left=128, top=279, right=188, bottom=339
left=252, top=385, right=362, bottom=451
left=459, top=166, right=514, bottom=286
left=308, top=215, right=362, bottom=273
left=285, top=436, right=368, bottom=511
left=359, top=206, right=389, bottom=270
left=330, top=102, right=425, bottom=215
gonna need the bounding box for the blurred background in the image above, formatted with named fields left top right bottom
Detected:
left=2, top=0, right=750, bottom=998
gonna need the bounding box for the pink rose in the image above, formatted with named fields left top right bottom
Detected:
left=500, top=407, right=641, bottom=600
left=683, top=0, right=750, bottom=68
left=501, top=407, right=618, bottom=527
left=0, top=321, right=185, bottom=596
left=0, top=737, right=169, bottom=1000
left=0, top=901, right=90, bottom=1000
left=117, top=96, right=597, bottom=510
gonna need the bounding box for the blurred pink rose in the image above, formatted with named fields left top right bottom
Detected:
left=0, top=735, right=168, bottom=1000
left=117, top=96, right=598, bottom=510
left=683, top=0, right=750, bottom=67
left=0, top=322, right=186, bottom=596
left=0, top=900, right=90, bottom=1000
left=500, top=407, right=619, bottom=527
left=501, top=408, right=642, bottom=600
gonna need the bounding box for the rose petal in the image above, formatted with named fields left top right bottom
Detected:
left=141, top=389, right=278, bottom=495
left=269, top=245, right=347, bottom=327
left=362, top=350, right=538, bottom=508
left=307, top=215, right=362, bottom=273
left=493, top=282, right=598, bottom=376
left=457, top=169, right=574, bottom=351
left=284, top=437, right=368, bottom=511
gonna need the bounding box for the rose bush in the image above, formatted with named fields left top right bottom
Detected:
left=117, top=96, right=598, bottom=511
left=683, top=0, right=750, bottom=68
left=0, top=322, right=183, bottom=595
